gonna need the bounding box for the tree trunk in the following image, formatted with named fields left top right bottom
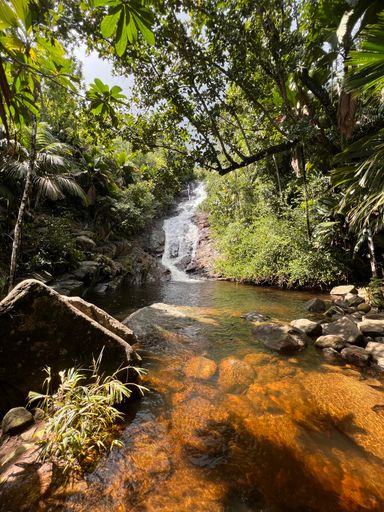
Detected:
left=298, top=145, right=311, bottom=241
left=8, top=116, right=37, bottom=292
left=367, top=227, right=379, bottom=279
left=272, top=155, right=282, bottom=201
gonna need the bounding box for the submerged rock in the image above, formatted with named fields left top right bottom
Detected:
left=241, top=312, right=271, bottom=322
left=252, top=323, right=308, bottom=354
left=218, top=357, right=254, bottom=393
left=0, top=279, right=136, bottom=416
left=184, top=356, right=217, bottom=380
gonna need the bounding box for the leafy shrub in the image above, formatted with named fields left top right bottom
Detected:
left=29, top=355, right=147, bottom=476
left=111, top=181, right=156, bottom=235
left=23, top=215, right=83, bottom=273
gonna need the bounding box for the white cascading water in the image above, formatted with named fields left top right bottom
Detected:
left=161, top=181, right=207, bottom=282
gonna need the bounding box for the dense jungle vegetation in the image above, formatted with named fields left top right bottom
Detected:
left=0, top=0, right=384, bottom=292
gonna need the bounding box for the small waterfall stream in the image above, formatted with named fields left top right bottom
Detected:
left=161, top=181, right=207, bottom=281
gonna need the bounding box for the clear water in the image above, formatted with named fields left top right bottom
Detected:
left=77, top=279, right=384, bottom=512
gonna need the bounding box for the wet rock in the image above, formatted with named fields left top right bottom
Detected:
left=2, top=407, right=34, bottom=435
left=0, top=279, right=136, bottom=416
left=365, top=342, right=384, bottom=362
left=322, top=316, right=362, bottom=345
left=75, top=235, right=96, bottom=250
left=330, top=285, right=357, bottom=296
left=322, top=347, right=341, bottom=360
left=252, top=323, right=308, bottom=354
left=304, top=298, right=326, bottom=313
left=50, top=278, right=84, bottom=296
left=340, top=346, right=371, bottom=367
left=315, top=335, right=346, bottom=351
left=218, top=357, right=254, bottom=393
left=358, top=319, right=384, bottom=337
left=184, top=356, right=217, bottom=380
left=242, top=312, right=271, bottom=322
left=358, top=302, right=371, bottom=313
left=290, top=318, right=322, bottom=337
left=71, top=260, right=100, bottom=284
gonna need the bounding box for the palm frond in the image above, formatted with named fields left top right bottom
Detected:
left=346, top=11, right=384, bottom=94
left=33, top=176, right=64, bottom=201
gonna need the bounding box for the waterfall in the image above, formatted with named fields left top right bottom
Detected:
left=161, top=181, right=207, bottom=282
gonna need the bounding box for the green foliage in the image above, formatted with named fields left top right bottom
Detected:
left=205, top=171, right=347, bottom=288
left=23, top=215, right=83, bottom=273
left=346, top=11, right=384, bottom=94
left=28, top=354, right=147, bottom=476
left=96, top=0, right=155, bottom=55
left=86, top=79, right=126, bottom=121
left=368, top=277, right=384, bottom=309
left=112, top=181, right=156, bottom=235
left=213, top=214, right=346, bottom=288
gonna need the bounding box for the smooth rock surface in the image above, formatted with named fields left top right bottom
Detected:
left=252, top=323, right=308, bottom=354
left=358, top=319, right=384, bottom=337
left=290, top=318, right=322, bottom=337
left=322, top=316, right=362, bottom=344
left=1, top=407, right=34, bottom=435
left=365, top=342, right=384, bottom=361
left=330, top=285, right=357, bottom=296
left=315, top=335, right=346, bottom=351
left=184, top=356, right=217, bottom=380
left=357, top=302, right=371, bottom=313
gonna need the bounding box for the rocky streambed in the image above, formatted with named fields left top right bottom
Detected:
left=1, top=279, right=384, bottom=511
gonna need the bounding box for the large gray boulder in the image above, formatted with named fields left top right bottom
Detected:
left=252, top=323, right=308, bottom=354
left=314, top=335, right=347, bottom=351
left=0, top=280, right=137, bottom=416
left=322, top=316, right=362, bottom=344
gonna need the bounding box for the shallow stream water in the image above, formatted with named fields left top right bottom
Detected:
left=81, top=279, right=384, bottom=512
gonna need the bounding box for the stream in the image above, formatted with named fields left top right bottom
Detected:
left=69, top=184, right=384, bottom=512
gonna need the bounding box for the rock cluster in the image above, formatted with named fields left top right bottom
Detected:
left=245, top=284, right=384, bottom=374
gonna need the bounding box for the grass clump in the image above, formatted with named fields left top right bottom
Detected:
left=28, top=354, right=147, bottom=477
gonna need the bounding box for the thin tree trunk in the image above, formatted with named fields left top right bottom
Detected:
left=298, top=145, right=311, bottom=241
left=272, top=154, right=282, bottom=201
left=367, top=227, right=379, bottom=279
left=8, top=115, right=37, bottom=292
